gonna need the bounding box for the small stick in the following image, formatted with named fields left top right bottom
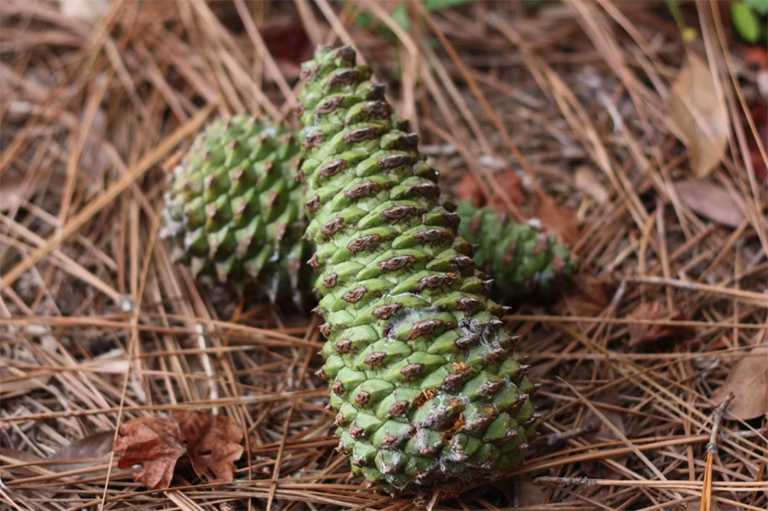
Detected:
left=701, top=392, right=735, bottom=511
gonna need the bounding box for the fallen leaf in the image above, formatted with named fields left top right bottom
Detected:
left=0, top=173, right=27, bottom=213
left=574, top=166, right=608, bottom=203
left=113, top=416, right=185, bottom=489
left=516, top=480, right=546, bottom=506
left=711, top=344, right=768, bottom=420
left=531, top=196, right=580, bottom=245
left=456, top=168, right=526, bottom=209
left=173, top=411, right=244, bottom=483
left=674, top=179, right=745, bottom=227
left=0, top=367, right=51, bottom=396
left=665, top=52, right=730, bottom=178
left=555, top=274, right=613, bottom=318
left=0, top=449, right=52, bottom=498
left=49, top=430, right=114, bottom=475
left=627, top=301, right=690, bottom=346
left=262, top=23, right=311, bottom=80
left=456, top=172, right=484, bottom=206
left=0, top=448, right=45, bottom=474
left=486, top=169, right=526, bottom=211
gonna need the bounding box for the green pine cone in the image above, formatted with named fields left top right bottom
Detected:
left=161, top=115, right=312, bottom=302
left=457, top=201, right=578, bottom=303
left=298, top=46, right=538, bottom=494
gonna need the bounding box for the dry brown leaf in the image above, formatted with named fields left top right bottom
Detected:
left=516, top=480, right=546, bottom=506
left=0, top=448, right=52, bottom=498
left=456, top=172, right=484, bottom=206
left=674, top=179, right=744, bottom=228
left=575, top=166, right=609, bottom=203
left=456, top=169, right=526, bottom=209
left=665, top=53, right=729, bottom=178
left=711, top=344, right=768, bottom=420
left=0, top=367, right=51, bottom=396
left=113, top=417, right=185, bottom=489
left=173, top=411, right=244, bottom=483
left=627, top=301, right=690, bottom=346
left=486, top=168, right=526, bottom=211
left=49, top=430, right=114, bottom=474
left=531, top=196, right=580, bottom=245
left=0, top=448, right=45, bottom=475
left=556, top=274, right=613, bottom=317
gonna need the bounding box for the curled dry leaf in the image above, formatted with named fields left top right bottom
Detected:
left=113, top=417, right=185, bottom=490
left=173, top=411, right=244, bottom=483
left=711, top=344, right=768, bottom=420
left=627, top=301, right=690, bottom=346
left=665, top=52, right=729, bottom=178
left=674, top=179, right=745, bottom=228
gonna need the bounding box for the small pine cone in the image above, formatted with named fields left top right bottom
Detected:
left=457, top=201, right=578, bottom=304
left=161, top=115, right=312, bottom=303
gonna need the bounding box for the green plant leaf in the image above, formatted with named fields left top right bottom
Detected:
left=732, top=2, right=761, bottom=43
left=745, top=0, right=768, bottom=15
left=353, top=3, right=408, bottom=38
left=424, top=0, right=476, bottom=11
left=391, top=3, right=409, bottom=31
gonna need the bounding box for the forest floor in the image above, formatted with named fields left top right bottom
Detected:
left=1, top=1, right=767, bottom=510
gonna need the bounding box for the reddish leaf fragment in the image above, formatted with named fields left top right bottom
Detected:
left=486, top=169, right=526, bottom=210
left=173, top=411, right=244, bottom=483
left=531, top=196, right=580, bottom=245
left=456, top=172, right=484, bottom=206
left=745, top=102, right=767, bottom=181
left=456, top=169, right=526, bottom=209
left=627, top=301, right=689, bottom=346
left=113, top=417, right=185, bottom=490
left=745, top=45, right=768, bottom=69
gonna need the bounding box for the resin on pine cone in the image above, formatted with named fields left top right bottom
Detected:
left=298, top=46, right=538, bottom=494
left=161, top=115, right=311, bottom=302
left=457, top=201, right=578, bottom=303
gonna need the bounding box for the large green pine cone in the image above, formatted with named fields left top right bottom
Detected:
left=298, top=46, right=538, bottom=494
left=161, top=115, right=311, bottom=302
left=457, top=201, right=578, bottom=303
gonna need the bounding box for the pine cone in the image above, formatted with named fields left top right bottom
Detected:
left=161, top=115, right=312, bottom=303
left=298, top=46, right=538, bottom=494
left=457, top=201, right=578, bottom=303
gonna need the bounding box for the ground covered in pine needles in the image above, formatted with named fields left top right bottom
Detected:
left=1, top=1, right=767, bottom=510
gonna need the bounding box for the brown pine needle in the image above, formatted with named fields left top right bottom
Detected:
left=2, top=1, right=766, bottom=509
left=701, top=392, right=735, bottom=511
